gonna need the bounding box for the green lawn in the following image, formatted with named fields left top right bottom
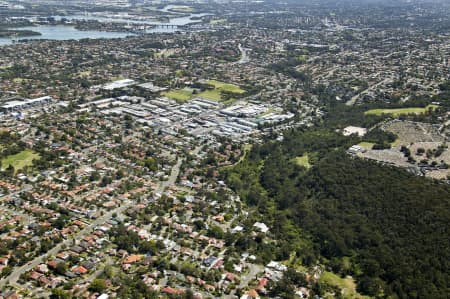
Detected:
left=364, top=105, right=438, bottom=116
left=391, top=138, right=402, bottom=147
left=197, top=89, right=223, bottom=101
left=206, top=80, right=246, bottom=94
left=358, top=139, right=401, bottom=149
left=162, top=88, right=194, bottom=102
left=1, top=149, right=40, bottom=172
left=293, top=153, right=311, bottom=169
left=357, top=142, right=375, bottom=149
left=320, top=271, right=370, bottom=299
left=164, top=81, right=245, bottom=103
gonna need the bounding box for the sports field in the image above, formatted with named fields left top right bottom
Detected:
left=197, top=89, right=222, bottom=101
left=206, top=80, right=246, bottom=94
left=163, top=81, right=246, bottom=103
left=1, top=149, right=40, bottom=172
left=364, top=105, right=438, bottom=116
left=162, top=88, right=194, bottom=102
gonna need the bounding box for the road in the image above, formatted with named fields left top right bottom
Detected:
left=0, top=202, right=132, bottom=289
left=346, top=76, right=391, bottom=106
left=226, top=263, right=264, bottom=299
left=156, top=157, right=183, bottom=194
left=238, top=263, right=264, bottom=289
left=0, top=141, right=198, bottom=292
left=236, top=44, right=250, bottom=64
left=0, top=152, right=191, bottom=290
left=156, top=145, right=202, bottom=194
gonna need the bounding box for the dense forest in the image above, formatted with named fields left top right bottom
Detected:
left=224, top=127, right=450, bottom=299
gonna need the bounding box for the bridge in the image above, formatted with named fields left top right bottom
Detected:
left=154, top=24, right=180, bottom=29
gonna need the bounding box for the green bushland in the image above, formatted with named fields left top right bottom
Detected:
left=224, top=126, right=450, bottom=298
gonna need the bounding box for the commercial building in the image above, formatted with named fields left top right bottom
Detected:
left=1, top=96, right=53, bottom=113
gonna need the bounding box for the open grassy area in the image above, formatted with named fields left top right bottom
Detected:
left=364, top=105, right=438, bottom=116
left=358, top=138, right=402, bottom=149
left=1, top=149, right=40, bottom=172
left=162, top=88, right=194, bottom=102
left=163, top=88, right=226, bottom=103
left=320, top=271, right=370, bottom=299
left=391, top=138, right=402, bottom=147
left=197, top=89, right=223, bottom=101
left=357, top=142, right=376, bottom=149
left=293, top=153, right=311, bottom=169
left=164, top=81, right=245, bottom=104
left=206, top=80, right=246, bottom=94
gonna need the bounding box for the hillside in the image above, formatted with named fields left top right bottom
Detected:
left=224, top=129, right=450, bottom=298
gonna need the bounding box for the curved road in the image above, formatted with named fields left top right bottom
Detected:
left=237, top=43, right=250, bottom=64
left=0, top=203, right=131, bottom=289
left=0, top=152, right=190, bottom=290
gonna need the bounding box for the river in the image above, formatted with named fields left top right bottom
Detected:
left=0, top=6, right=211, bottom=46
left=0, top=25, right=134, bottom=46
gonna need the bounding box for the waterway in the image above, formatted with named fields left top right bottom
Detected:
left=0, top=6, right=210, bottom=46
left=0, top=25, right=134, bottom=46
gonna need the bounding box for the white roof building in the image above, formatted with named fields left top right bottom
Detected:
left=343, top=126, right=367, bottom=137
left=253, top=222, right=269, bottom=233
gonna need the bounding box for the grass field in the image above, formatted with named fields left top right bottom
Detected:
left=357, top=142, right=376, bottom=149
left=197, top=89, right=222, bottom=101
left=164, top=81, right=245, bottom=104
left=364, top=105, right=438, bottom=116
left=358, top=138, right=402, bottom=149
left=293, top=153, right=311, bottom=169
left=206, top=80, right=246, bottom=94
left=321, top=271, right=370, bottom=299
left=1, top=149, right=40, bottom=172
left=391, top=138, right=402, bottom=147
left=162, top=88, right=194, bottom=102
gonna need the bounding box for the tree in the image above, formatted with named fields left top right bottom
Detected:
left=89, top=278, right=107, bottom=293
left=55, top=262, right=68, bottom=275
left=1, top=266, right=12, bottom=277
left=207, top=224, right=225, bottom=239
left=5, top=165, right=14, bottom=177
left=50, top=288, right=71, bottom=299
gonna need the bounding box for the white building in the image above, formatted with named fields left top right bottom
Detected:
left=1, top=96, right=53, bottom=112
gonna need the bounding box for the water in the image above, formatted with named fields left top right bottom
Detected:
left=0, top=5, right=211, bottom=46
left=52, top=13, right=209, bottom=27
left=0, top=25, right=134, bottom=46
